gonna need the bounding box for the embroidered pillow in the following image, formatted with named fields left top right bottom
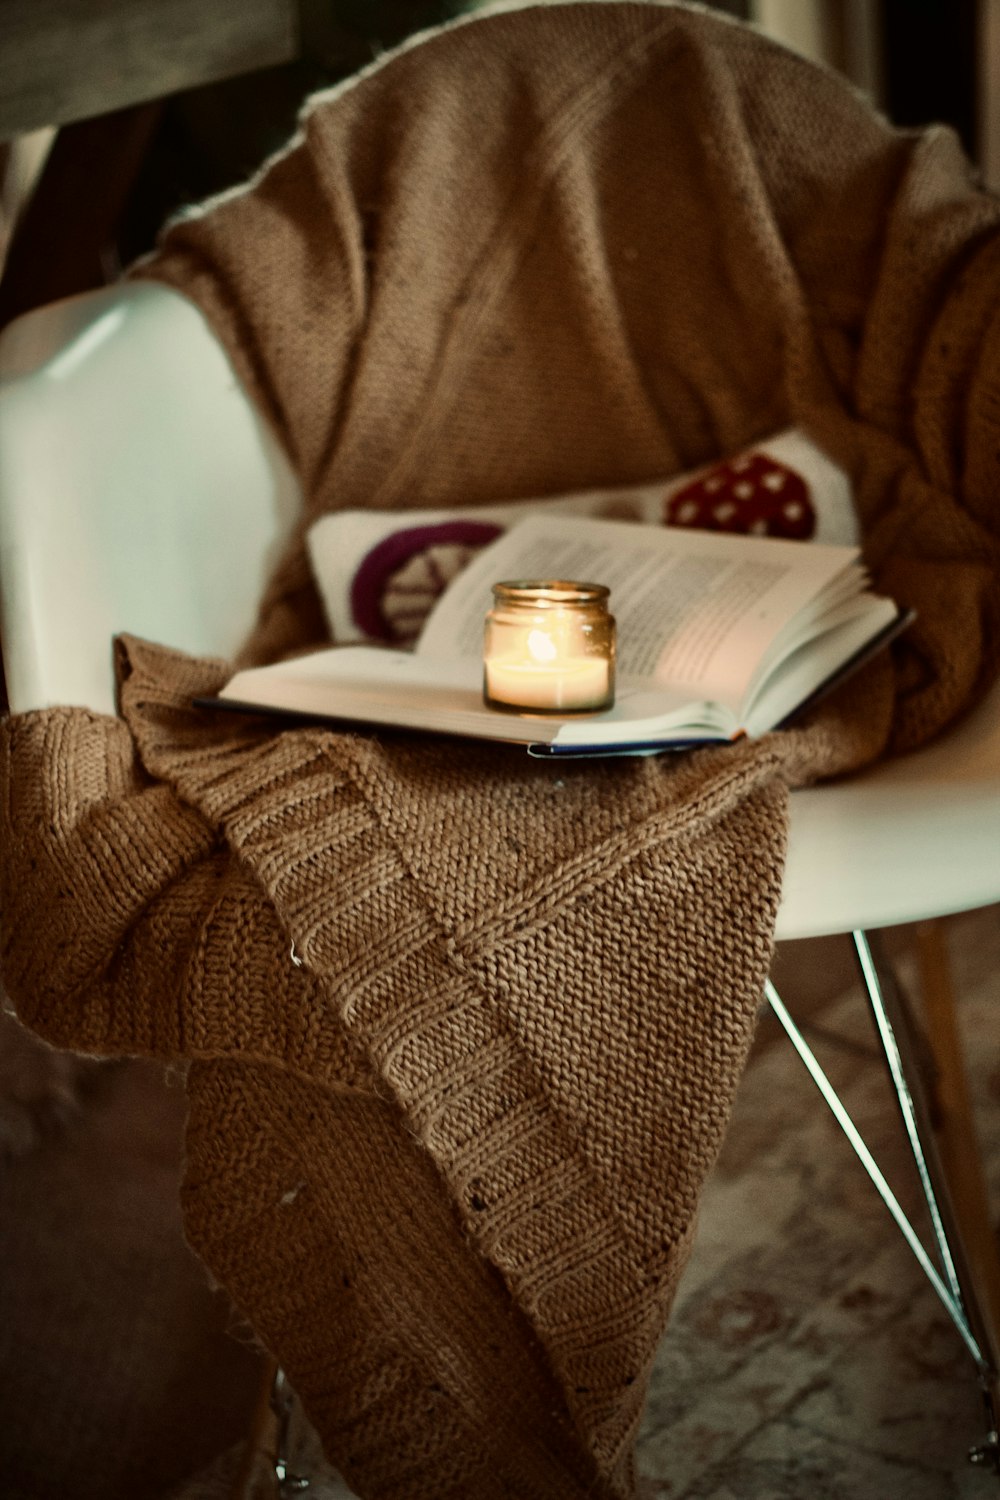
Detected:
left=307, top=428, right=855, bottom=646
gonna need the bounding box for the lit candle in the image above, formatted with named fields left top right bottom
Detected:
left=485, top=654, right=612, bottom=711
left=483, top=582, right=616, bottom=714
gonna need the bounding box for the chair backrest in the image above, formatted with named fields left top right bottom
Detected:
left=0, top=281, right=301, bottom=715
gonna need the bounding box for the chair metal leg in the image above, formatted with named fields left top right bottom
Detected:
left=852, top=932, right=969, bottom=1324
left=766, top=927, right=1000, bottom=1476
left=763, top=980, right=981, bottom=1356
left=270, top=1367, right=311, bottom=1495
left=229, top=1358, right=310, bottom=1498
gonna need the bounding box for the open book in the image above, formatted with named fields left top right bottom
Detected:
left=200, top=515, right=908, bottom=757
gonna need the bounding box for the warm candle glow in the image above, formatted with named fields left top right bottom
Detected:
left=527, top=629, right=558, bottom=663
left=485, top=653, right=611, bottom=710
left=483, top=581, right=616, bottom=714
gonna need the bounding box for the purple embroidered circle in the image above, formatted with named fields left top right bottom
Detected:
left=350, top=519, right=504, bottom=642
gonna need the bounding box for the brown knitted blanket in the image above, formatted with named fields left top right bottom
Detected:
left=4, top=6, right=1000, bottom=1496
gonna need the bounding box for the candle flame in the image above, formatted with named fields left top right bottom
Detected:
left=526, top=629, right=558, bottom=663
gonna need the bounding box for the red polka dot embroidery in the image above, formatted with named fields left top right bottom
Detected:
left=665, top=453, right=816, bottom=540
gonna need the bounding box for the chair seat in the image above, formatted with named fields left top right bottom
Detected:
left=778, top=681, right=1000, bottom=940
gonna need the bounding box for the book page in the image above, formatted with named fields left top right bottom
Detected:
left=416, top=515, right=859, bottom=710
left=743, top=595, right=901, bottom=735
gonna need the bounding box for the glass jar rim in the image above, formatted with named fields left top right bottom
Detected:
left=490, top=580, right=610, bottom=606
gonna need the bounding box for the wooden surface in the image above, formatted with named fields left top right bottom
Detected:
left=0, top=0, right=298, bottom=139
left=916, top=921, right=1000, bottom=1379
left=0, top=103, right=164, bottom=328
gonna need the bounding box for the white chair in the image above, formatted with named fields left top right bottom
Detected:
left=3, top=284, right=1000, bottom=1482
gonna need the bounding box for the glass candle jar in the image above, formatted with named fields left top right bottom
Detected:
left=483, top=580, right=616, bottom=713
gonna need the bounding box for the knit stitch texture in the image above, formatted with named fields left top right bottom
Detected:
left=4, top=5, right=1000, bottom=1495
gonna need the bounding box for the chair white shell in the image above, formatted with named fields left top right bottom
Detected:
left=0, top=282, right=300, bottom=718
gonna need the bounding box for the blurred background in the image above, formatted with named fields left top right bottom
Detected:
left=0, top=0, right=994, bottom=329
